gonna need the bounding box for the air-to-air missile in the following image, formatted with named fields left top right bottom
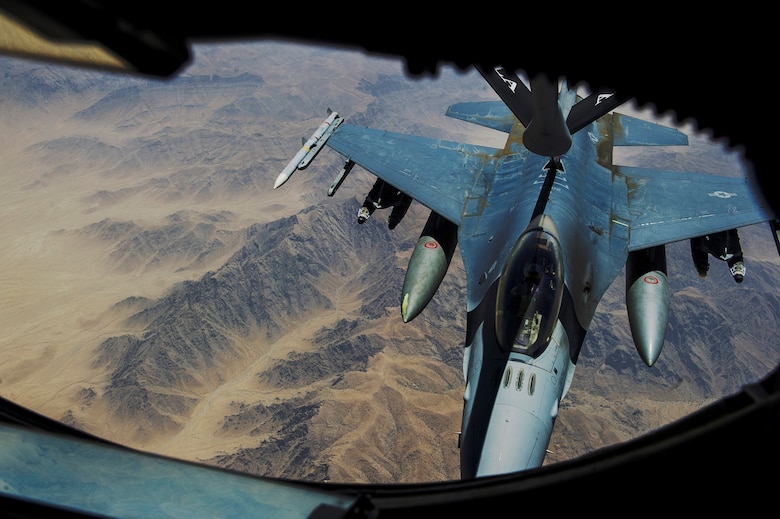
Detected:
left=625, top=245, right=669, bottom=367
left=274, top=109, right=343, bottom=189
left=401, top=211, right=458, bottom=323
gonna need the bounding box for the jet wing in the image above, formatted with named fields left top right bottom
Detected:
left=326, top=123, right=502, bottom=224
left=616, top=166, right=776, bottom=250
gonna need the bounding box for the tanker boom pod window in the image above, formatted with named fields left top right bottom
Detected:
left=495, top=227, right=564, bottom=357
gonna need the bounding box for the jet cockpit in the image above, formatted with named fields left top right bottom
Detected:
left=495, top=215, right=564, bottom=357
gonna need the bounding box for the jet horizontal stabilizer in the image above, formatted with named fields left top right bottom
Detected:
left=445, top=101, right=515, bottom=133
left=479, top=67, right=576, bottom=157
left=612, top=114, right=689, bottom=146
left=475, top=64, right=533, bottom=127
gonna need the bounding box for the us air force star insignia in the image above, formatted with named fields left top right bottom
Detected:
left=709, top=191, right=738, bottom=198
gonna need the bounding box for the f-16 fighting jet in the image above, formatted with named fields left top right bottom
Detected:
left=275, top=66, right=776, bottom=479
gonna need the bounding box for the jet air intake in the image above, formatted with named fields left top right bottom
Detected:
left=495, top=215, right=564, bottom=357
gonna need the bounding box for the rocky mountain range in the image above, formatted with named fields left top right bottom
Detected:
left=1, top=42, right=778, bottom=484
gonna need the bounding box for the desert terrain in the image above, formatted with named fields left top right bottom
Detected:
left=1, top=42, right=778, bottom=483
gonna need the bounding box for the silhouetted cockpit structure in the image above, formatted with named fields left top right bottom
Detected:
left=496, top=216, right=564, bottom=356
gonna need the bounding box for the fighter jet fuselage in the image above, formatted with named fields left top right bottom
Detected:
left=457, top=119, right=617, bottom=477
left=280, top=68, right=775, bottom=478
